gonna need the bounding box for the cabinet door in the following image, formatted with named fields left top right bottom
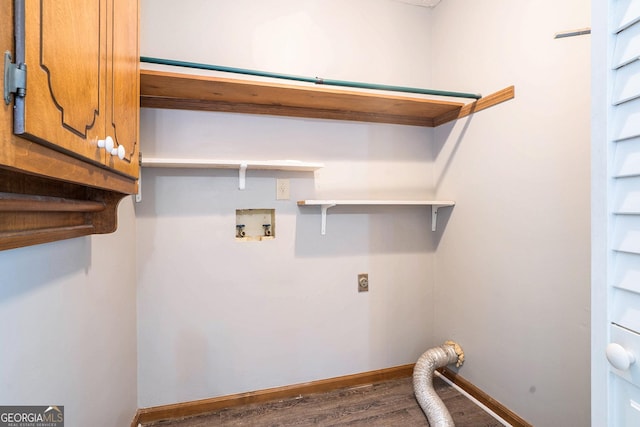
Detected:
left=13, top=0, right=139, bottom=180
left=104, top=0, right=139, bottom=178
left=15, top=0, right=106, bottom=166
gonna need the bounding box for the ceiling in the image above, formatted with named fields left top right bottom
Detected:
left=392, top=0, right=442, bottom=8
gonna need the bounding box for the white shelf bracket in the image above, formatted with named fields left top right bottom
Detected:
left=238, top=162, right=248, bottom=190
left=431, top=205, right=440, bottom=232
left=135, top=170, right=143, bottom=202
left=320, top=203, right=336, bottom=235
left=135, top=153, right=143, bottom=202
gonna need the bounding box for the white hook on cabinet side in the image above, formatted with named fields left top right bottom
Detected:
left=606, top=342, right=636, bottom=371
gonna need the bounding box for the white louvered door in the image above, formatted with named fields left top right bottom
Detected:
left=593, top=1, right=640, bottom=425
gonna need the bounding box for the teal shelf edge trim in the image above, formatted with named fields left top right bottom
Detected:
left=140, top=56, right=482, bottom=100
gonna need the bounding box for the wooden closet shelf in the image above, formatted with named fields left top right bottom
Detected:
left=140, top=69, right=514, bottom=127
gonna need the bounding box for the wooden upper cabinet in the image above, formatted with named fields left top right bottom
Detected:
left=0, top=0, right=139, bottom=250
left=14, top=0, right=139, bottom=180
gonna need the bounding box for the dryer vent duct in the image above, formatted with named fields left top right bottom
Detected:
left=413, top=341, right=465, bottom=427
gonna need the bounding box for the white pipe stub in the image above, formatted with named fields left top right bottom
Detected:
left=413, top=341, right=465, bottom=427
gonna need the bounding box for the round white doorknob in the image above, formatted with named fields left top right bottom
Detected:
left=606, top=342, right=636, bottom=371
left=116, top=144, right=125, bottom=160
left=97, top=135, right=113, bottom=149
left=105, top=136, right=115, bottom=153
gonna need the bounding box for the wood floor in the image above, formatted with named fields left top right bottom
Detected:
left=143, top=376, right=505, bottom=426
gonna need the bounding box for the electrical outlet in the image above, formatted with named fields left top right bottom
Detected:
left=276, top=179, right=290, bottom=200
left=358, top=273, right=369, bottom=292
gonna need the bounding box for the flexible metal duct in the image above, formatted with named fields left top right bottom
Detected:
left=413, top=341, right=465, bottom=427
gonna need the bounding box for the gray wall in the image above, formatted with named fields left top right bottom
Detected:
left=431, top=1, right=591, bottom=425
left=138, top=2, right=591, bottom=423
left=0, top=200, right=138, bottom=426
left=137, top=0, right=439, bottom=407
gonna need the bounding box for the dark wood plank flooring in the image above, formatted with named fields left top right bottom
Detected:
left=143, top=376, right=505, bottom=426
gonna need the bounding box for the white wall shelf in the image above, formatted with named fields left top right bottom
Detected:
left=138, top=158, right=323, bottom=201
left=297, top=199, right=455, bottom=234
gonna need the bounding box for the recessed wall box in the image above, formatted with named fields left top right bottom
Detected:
left=235, top=209, right=275, bottom=241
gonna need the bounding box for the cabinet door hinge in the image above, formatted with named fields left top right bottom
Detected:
left=4, top=51, right=27, bottom=105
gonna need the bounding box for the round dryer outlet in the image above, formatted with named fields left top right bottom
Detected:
left=358, top=274, right=369, bottom=292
